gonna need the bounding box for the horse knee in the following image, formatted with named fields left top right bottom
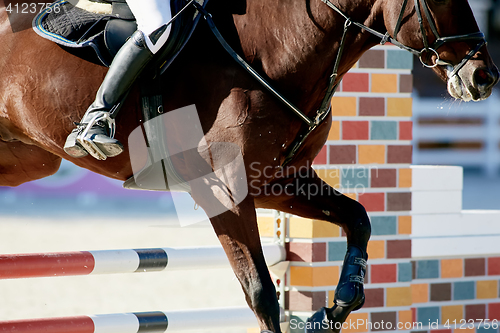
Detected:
left=248, top=283, right=280, bottom=318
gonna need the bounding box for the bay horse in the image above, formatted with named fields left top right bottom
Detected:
left=0, top=0, right=498, bottom=332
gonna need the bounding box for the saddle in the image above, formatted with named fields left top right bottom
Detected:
left=33, top=0, right=208, bottom=68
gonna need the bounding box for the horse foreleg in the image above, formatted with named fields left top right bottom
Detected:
left=0, top=141, right=61, bottom=186
left=204, top=195, right=282, bottom=333
left=255, top=168, right=371, bottom=333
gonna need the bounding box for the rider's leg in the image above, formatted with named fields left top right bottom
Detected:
left=64, top=0, right=172, bottom=160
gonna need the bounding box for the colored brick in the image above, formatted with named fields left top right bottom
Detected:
left=398, top=262, right=412, bottom=282
left=287, top=290, right=327, bottom=311
left=342, top=121, right=369, bottom=140
left=371, top=312, right=397, bottom=331
left=465, top=304, right=486, bottom=321
left=289, top=265, right=339, bottom=287
left=431, top=283, right=452, bottom=301
left=371, top=74, right=398, bottom=93
left=331, top=96, right=357, bottom=116
left=488, top=303, right=500, bottom=320
left=398, top=168, right=412, bottom=188
left=387, top=145, right=412, bottom=164
left=328, top=121, right=340, bottom=141
left=359, top=97, right=385, bottom=116
left=371, top=168, right=397, bottom=188
left=387, top=98, right=413, bottom=117
left=412, top=283, right=429, bottom=303
left=387, top=239, right=411, bottom=258
left=371, top=264, right=397, bottom=283
left=465, top=258, right=486, bottom=276
left=289, top=216, right=340, bottom=238
left=328, top=241, right=347, bottom=261
left=398, top=215, right=412, bottom=234
left=343, top=313, right=369, bottom=333
left=358, top=192, right=385, bottom=212
left=359, top=50, right=385, bottom=68
left=364, top=288, right=385, bottom=308
left=371, top=121, right=398, bottom=140
left=330, top=145, right=356, bottom=164
left=416, top=260, right=440, bottom=279
left=370, top=216, right=397, bottom=235
left=441, top=259, right=463, bottom=278
left=367, top=240, right=385, bottom=259
left=257, top=216, right=274, bottom=237
left=399, top=310, right=414, bottom=329
left=442, top=305, right=464, bottom=323
left=358, top=145, right=386, bottom=164
left=387, top=192, right=412, bottom=211
left=400, top=74, right=414, bottom=93
left=488, top=257, right=500, bottom=276
left=341, top=167, right=369, bottom=189
left=314, top=145, right=327, bottom=164
left=316, top=168, right=340, bottom=188
left=417, top=307, right=440, bottom=326
left=287, top=242, right=326, bottom=262
left=477, top=280, right=498, bottom=299
left=477, top=326, right=498, bottom=333
left=454, top=281, right=475, bottom=300
left=342, top=73, right=369, bottom=92
left=386, top=287, right=412, bottom=307
left=399, top=121, right=413, bottom=140
left=387, top=50, right=414, bottom=69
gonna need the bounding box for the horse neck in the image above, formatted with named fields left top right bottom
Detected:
left=233, top=0, right=382, bottom=113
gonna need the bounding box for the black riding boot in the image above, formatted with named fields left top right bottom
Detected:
left=64, top=30, right=153, bottom=160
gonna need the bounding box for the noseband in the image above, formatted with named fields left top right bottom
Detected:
left=321, top=0, right=486, bottom=78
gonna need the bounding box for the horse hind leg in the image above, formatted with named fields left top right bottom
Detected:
left=255, top=168, right=371, bottom=333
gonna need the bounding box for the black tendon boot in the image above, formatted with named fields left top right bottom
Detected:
left=64, top=30, right=154, bottom=160
left=306, top=245, right=367, bottom=333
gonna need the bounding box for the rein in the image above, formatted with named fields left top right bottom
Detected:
left=192, top=0, right=486, bottom=166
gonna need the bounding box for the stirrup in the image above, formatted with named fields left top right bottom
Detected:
left=76, top=111, right=117, bottom=160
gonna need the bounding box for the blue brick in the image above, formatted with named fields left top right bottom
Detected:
left=370, top=121, right=398, bottom=140
left=477, top=325, right=499, bottom=333
left=387, top=50, right=414, bottom=69
left=416, top=260, right=440, bottom=279
left=340, top=167, right=369, bottom=189
left=398, top=262, right=413, bottom=282
left=453, top=281, right=475, bottom=300
left=370, top=216, right=397, bottom=235
left=328, top=241, right=347, bottom=261
left=417, top=307, right=440, bottom=327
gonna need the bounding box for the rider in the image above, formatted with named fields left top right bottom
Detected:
left=64, top=0, right=172, bottom=160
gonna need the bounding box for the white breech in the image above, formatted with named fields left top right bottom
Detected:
left=126, top=0, right=172, bottom=54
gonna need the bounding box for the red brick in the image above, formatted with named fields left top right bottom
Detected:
left=399, top=74, right=413, bottom=93
left=488, top=303, right=500, bottom=320
left=359, top=97, right=385, bottom=116
left=358, top=193, right=385, bottom=212
left=287, top=290, right=326, bottom=311
left=314, top=145, right=327, bottom=165
left=488, top=257, right=500, bottom=275
left=399, top=121, right=413, bottom=140
left=371, top=312, right=397, bottom=332
left=364, top=288, right=385, bottom=308
left=359, top=50, right=385, bottom=69
left=342, top=73, right=369, bottom=92
left=371, top=169, right=397, bottom=188
left=287, top=242, right=326, bottom=262
left=430, top=283, right=452, bottom=301
left=387, top=145, right=413, bottom=164
left=387, top=239, right=411, bottom=259
left=329, top=145, right=356, bottom=164
left=342, top=121, right=369, bottom=140
left=370, top=264, right=397, bottom=283
left=387, top=192, right=412, bottom=211
left=465, top=304, right=486, bottom=321
left=464, top=258, right=485, bottom=276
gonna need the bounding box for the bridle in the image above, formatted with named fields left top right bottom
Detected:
left=192, top=0, right=487, bottom=166
left=322, top=0, right=486, bottom=78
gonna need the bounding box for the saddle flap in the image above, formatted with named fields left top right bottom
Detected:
left=104, top=19, right=137, bottom=57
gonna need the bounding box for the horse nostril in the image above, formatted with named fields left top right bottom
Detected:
left=473, top=68, right=498, bottom=89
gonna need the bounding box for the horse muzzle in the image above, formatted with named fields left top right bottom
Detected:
left=447, top=63, right=499, bottom=102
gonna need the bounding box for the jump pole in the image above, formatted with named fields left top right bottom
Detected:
left=0, top=243, right=285, bottom=279
left=0, top=307, right=258, bottom=332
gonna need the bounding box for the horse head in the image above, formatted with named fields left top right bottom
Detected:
left=382, top=0, right=499, bottom=101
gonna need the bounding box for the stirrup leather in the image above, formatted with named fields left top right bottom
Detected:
left=76, top=111, right=117, bottom=161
